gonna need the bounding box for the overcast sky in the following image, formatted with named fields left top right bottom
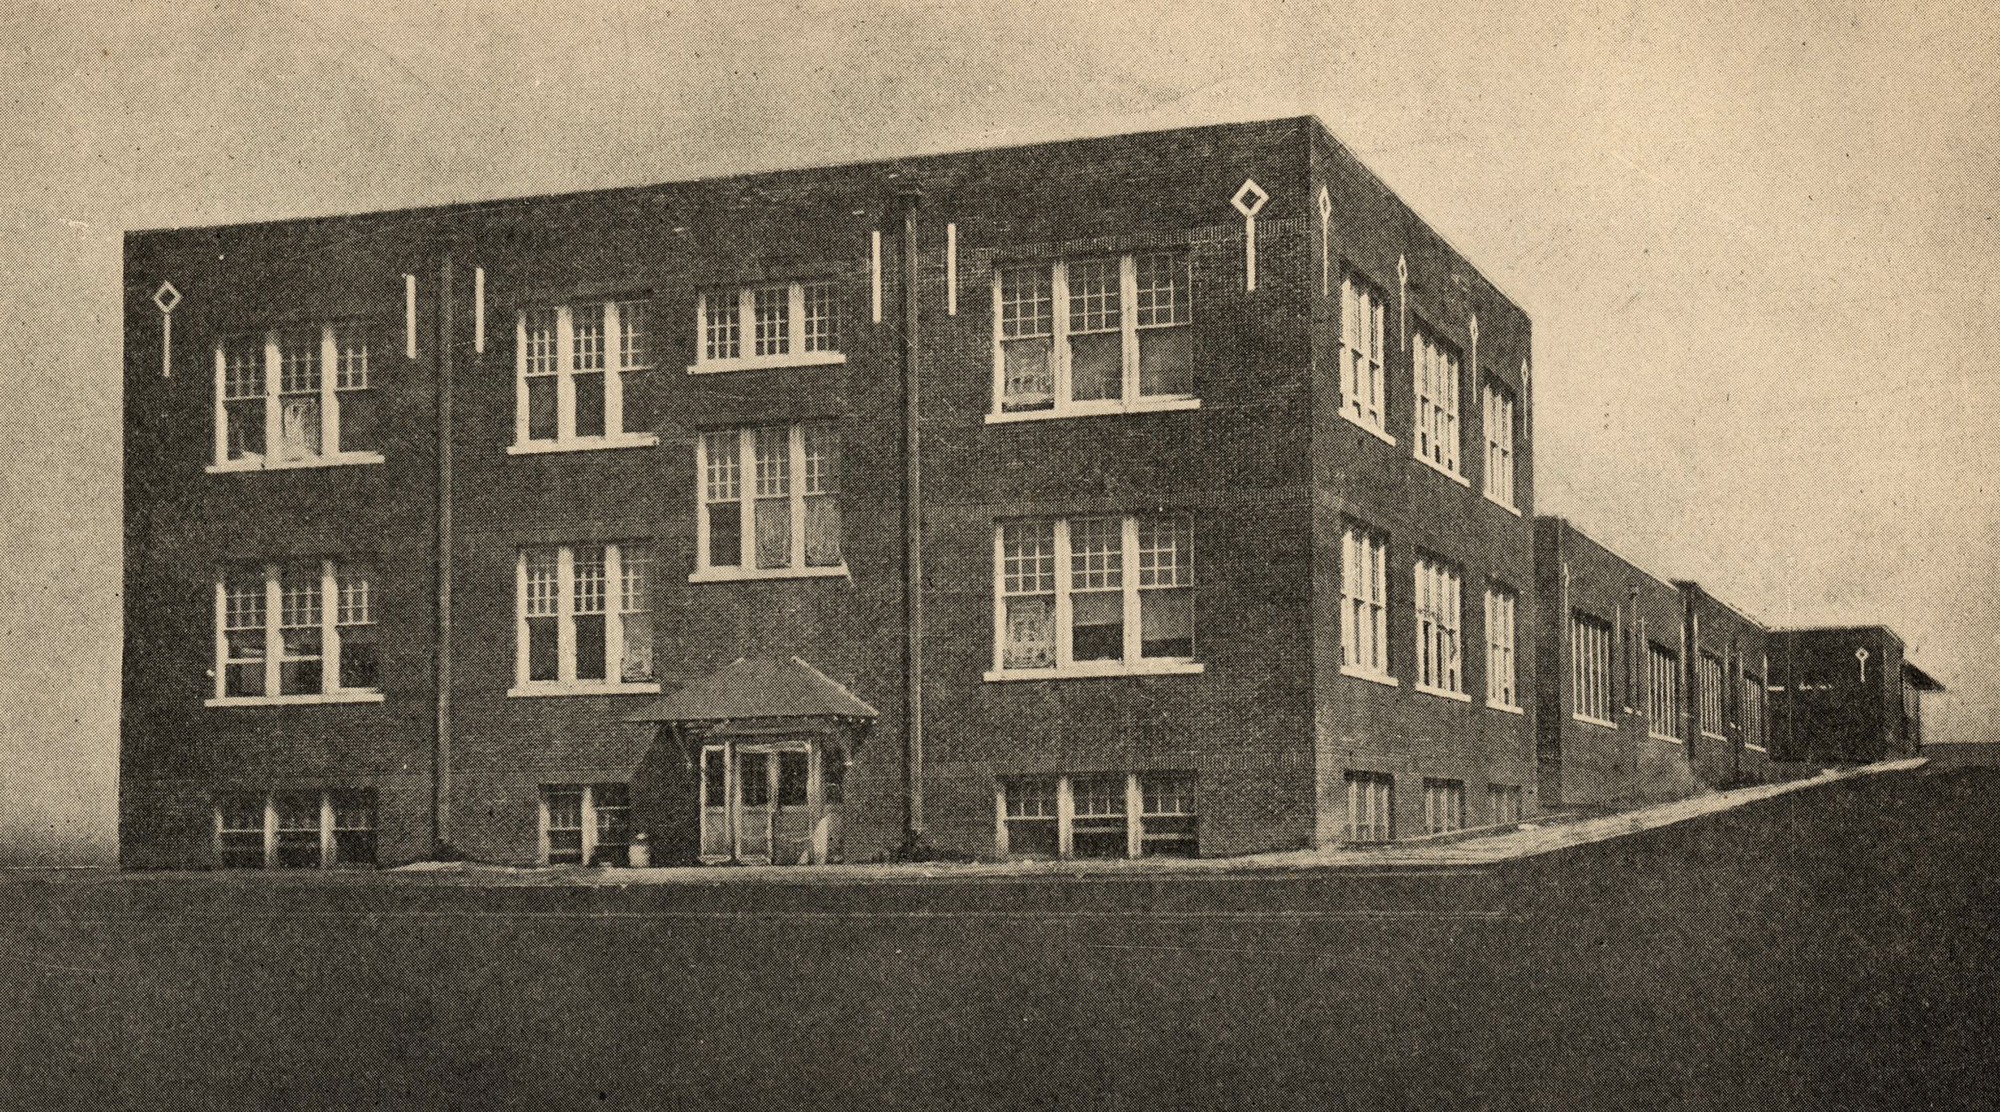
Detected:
left=3, top=0, right=1994, bottom=863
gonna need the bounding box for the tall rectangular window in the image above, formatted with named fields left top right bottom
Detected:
left=515, top=543, right=655, bottom=692
left=1742, top=673, right=1767, bottom=749
left=1423, top=779, right=1466, bottom=835
left=1485, top=584, right=1519, bottom=709
left=1412, top=329, right=1461, bottom=476
left=1648, top=643, right=1681, bottom=740
left=992, top=252, right=1193, bottom=416
left=1340, top=272, right=1388, bottom=434
left=212, top=560, right=381, bottom=704
left=1414, top=555, right=1464, bottom=695
left=1341, top=524, right=1390, bottom=681
left=1483, top=380, right=1516, bottom=508
left=695, top=280, right=843, bottom=372
left=513, top=300, right=654, bottom=449
left=1345, top=771, right=1394, bottom=843
left=213, top=322, right=382, bottom=469
left=696, top=423, right=843, bottom=578
left=992, top=515, right=1197, bottom=677
left=1571, top=611, right=1613, bottom=723
left=1699, top=652, right=1727, bottom=739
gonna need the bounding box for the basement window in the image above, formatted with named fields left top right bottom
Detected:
left=1344, top=771, right=1394, bottom=844
left=211, top=789, right=377, bottom=869
left=1486, top=784, right=1524, bottom=825
left=1423, top=778, right=1466, bottom=835
left=998, top=772, right=1200, bottom=859
left=990, top=252, right=1195, bottom=422
left=540, top=783, right=631, bottom=866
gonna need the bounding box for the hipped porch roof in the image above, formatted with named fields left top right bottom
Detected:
left=623, top=656, right=880, bottom=723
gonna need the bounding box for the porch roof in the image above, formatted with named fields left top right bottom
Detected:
left=623, top=656, right=880, bottom=723
left=1903, top=661, right=1945, bottom=692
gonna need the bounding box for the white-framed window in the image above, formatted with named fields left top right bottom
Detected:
left=1413, top=555, right=1464, bottom=697
left=989, top=515, right=1198, bottom=680
left=1647, top=642, right=1681, bottom=740
left=1699, top=652, right=1727, bottom=739
left=513, top=542, right=657, bottom=695
left=1743, top=673, right=1767, bottom=750
left=213, top=323, right=382, bottom=471
left=211, top=560, right=381, bottom=706
left=213, top=788, right=376, bottom=869
left=695, top=423, right=843, bottom=580
left=1571, top=611, right=1613, bottom=724
left=1485, top=584, right=1519, bottom=709
left=1339, top=271, right=1389, bottom=437
left=540, top=783, right=631, bottom=866
left=991, top=252, right=1194, bottom=421
left=996, top=772, right=1198, bottom=859
left=692, top=280, right=844, bottom=373
left=1344, top=771, right=1394, bottom=843
left=1482, top=380, right=1517, bottom=509
left=513, top=299, right=656, bottom=452
left=1341, top=524, right=1391, bottom=683
left=1487, top=784, right=1524, bottom=825
left=1411, top=328, right=1462, bottom=478
left=1423, top=778, right=1466, bottom=835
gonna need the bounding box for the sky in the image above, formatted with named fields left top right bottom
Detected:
left=3, top=0, right=1994, bottom=864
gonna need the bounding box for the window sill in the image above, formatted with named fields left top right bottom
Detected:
left=1572, top=713, right=1617, bottom=730
left=1648, top=732, right=1683, bottom=744
left=1339, top=410, right=1396, bottom=446
left=984, top=660, right=1205, bottom=683
left=1484, top=493, right=1523, bottom=517
left=1701, top=730, right=1729, bottom=742
left=1340, top=665, right=1398, bottom=688
left=687, top=351, right=846, bottom=375
left=1486, top=700, right=1525, bottom=715
left=985, top=396, right=1201, bottom=425
left=206, top=452, right=385, bottom=474
left=507, top=433, right=659, bottom=456
left=1745, top=743, right=1769, bottom=754
left=1412, top=454, right=1471, bottom=487
left=689, top=565, right=850, bottom=584
left=1414, top=683, right=1473, bottom=704
left=507, top=682, right=662, bottom=698
left=205, top=691, right=384, bottom=708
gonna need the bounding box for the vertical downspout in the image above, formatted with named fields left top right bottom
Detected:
left=434, top=256, right=455, bottom=853
left=897, top=187, right=925, bottom=844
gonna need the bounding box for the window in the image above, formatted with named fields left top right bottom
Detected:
left=1412, top=329, right=1462, bottom=477
left=1647, top=643, right=1681, bottom=740
left=1414, top=555, right=1464, bottom=696
left=1341, top=524, right=1391, bottom=682
left=1571, top=612, right=1613, bottom=724
left=1345, top=771, right=1394, bottom=843
left=1482, top=381, right=1516, bottom=508
left=513, top=299, right=654, bottom=451
left=514, top=543, right=656, bottom=693
left=1423, top=779, right=1466, bottom=835
left=998, top=772, right=1198, bottom=859
left=1339, top=272, right=1389, bottom=436
left=1743, top=674, right=1767, bottom=750
left=991, top=515, right=1197, bottom=679
left=1485, top=585, right=1519, bottom=709
left=991, top=252, right=1193, bottom=418
left=212, top=789, right=376, bottom=869
left=213, top=323, right=381, bottom=470
left=212, top=560, right=380, bottom=705
left=694, top=280, right=844, bottom=372
left=1699, top=653, right=1727, bottom=739
left=696, top=423, right=843, bottom=579
left=1487, top=784, right=1524, bottom=825
left=540, top=783, right=630, bottom=866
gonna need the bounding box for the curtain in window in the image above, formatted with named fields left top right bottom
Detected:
left=277, top=396, right=321, bottom=460
left=1003, top=597, right=1055, bottom=669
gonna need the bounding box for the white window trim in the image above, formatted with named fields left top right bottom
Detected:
left=512, top=301, right=660, bottom=452
left=1485, top=584, right=1520, bottom=711
left=985, top=515, right=1201, bottom=682
left=688, top=282, right=847, bottom=374
left=993, top=773, right=1195, bottom=859
left=537, top=783, right=628, bottom=865
left=1340, top=524, right=1393, bottom=684
left=1411, top=328, right=1466, bottom=484
left=509, top=542, right=661, bottom=697
left=1572, top=712, right=1618, bottom=730
left=211, top=325, right=386, bottom=473
left=1647, top=643, right=1682, bottom=743
left=1338, top=273, right=1392, bottom=442
left=987, top=253, right=1197, bottom=422
left=691, top=424, right=849, bottom=582
left=207, top=559, right=380, bottom=707
left=1571, top=611, right=1614, bottom=724
left=1482, top=381, right=1519, bottom=513
left=213, top=789, right=375, bottom=869
left=1413, top=555, right=1465, bottom=697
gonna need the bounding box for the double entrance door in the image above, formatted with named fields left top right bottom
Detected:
left=699, top=738, right=842, bottom=865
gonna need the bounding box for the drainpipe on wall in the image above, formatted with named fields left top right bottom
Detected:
left=896, top=187, right=926, bottom=847
left=434, top=256, right=455, bottom=854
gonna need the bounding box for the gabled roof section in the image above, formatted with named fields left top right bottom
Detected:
left=624, top=656, right=879, bottom=723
